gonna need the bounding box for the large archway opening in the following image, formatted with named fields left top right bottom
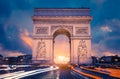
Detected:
left=53, top=29, right=71, bottom=64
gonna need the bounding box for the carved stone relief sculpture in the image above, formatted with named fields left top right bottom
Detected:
left=78, top=40, right=87, bottom=57
left=36, top=40, right=46, bottom=60
left=35, top=27, right=49, bottom=34
left=76, top=27, right=88, bottom=35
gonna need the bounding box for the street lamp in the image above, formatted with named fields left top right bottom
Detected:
left=78, top=47, right=81, bottom=65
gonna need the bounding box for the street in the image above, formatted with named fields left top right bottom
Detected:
left=21, top=69, right=74, bottom=79
left=21, top=67, right=119, bottom=79
left=1, top=65, right=120, bottom=79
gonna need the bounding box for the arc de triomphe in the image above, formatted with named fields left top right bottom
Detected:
left=32, top=8, right=92, bottom=64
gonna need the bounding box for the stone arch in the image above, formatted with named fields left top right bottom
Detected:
left=53, top=28, right=71, bottom=40
left=32, top=8, right=92, bottom=64
left=51, top=26, right=73, bottom=36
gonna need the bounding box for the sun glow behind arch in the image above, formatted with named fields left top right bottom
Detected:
left=55, top=56, right=69, bottom=64
left=54, top=35, right=70, bottom=64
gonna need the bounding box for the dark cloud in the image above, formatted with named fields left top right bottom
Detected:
left=0, top=24, right=6, bottom=44
left=92, top=18, right=120, bottom=55
left=104, top=38, right=120, bottom=52
left=0, top=0, right=120, bottom=56
left=0, top=24, right=31, bottom=54
left=0, top=0, right=11, bottom=17
left=13, top=0, right=32, bottom=10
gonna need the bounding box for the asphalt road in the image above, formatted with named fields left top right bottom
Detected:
left=21, top=69, right=84, bottom=79
left=1, top=66, right=118, bottom=79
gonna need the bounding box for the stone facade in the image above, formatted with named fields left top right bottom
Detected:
left=32, top=8, right=92, bottom=64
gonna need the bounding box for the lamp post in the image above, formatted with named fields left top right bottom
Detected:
left=78, top=54, right=80, bottom=65
left=78, top=47, right=81, bottom=65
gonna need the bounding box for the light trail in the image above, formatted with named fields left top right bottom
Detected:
left=0, top=71, right=25, bottom=79
left=71, top=67, right=102, bottom=79
left=2, top=66, right=59, bottom=79
left=71, top=71, right=89, bottom=79
left=14, top=67, right=59, bottom=79
left=80, top=66, right=110, bottom=75
left=81, top=66, right=120, bottom=78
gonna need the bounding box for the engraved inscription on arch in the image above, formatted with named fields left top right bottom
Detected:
left=35, top=27, right=49, bottom=34
left=75, top=27, right=88, bottom=35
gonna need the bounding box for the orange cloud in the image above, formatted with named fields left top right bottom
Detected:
left=20, top=29, right=32, bottom=48
left=0, top=46, right=25, bottom=57
left=4, top=51, right=25, bottom=57
left=103, top=51, right=118, bottom=56
left=0, top=42, right=26, bottom=57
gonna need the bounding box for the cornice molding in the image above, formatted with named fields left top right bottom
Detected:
left=32, top=16, right=92, bottom=19
left=33, top=19, right=91, bottom=24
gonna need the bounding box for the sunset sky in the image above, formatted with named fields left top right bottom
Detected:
left=0, top=0, right=120, bottom=57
